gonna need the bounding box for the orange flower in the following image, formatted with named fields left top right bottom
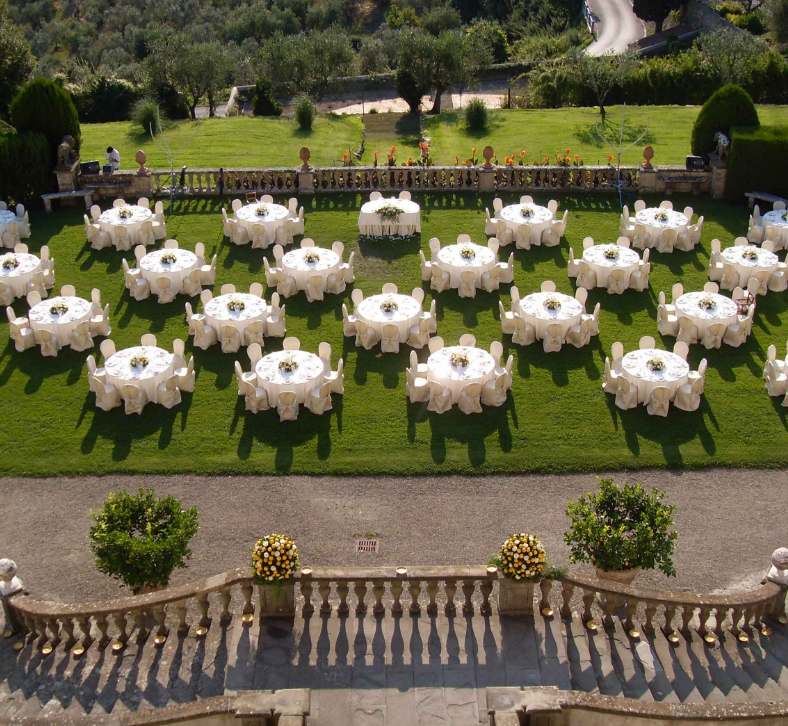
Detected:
left=373, top=151, right=378, bottom=157
left=407, top=157, right=413, bottom=164
left=564, top=156, right=570, bottom=164
left=520, top=150, right=526, bottom=158
left=608, top=154, right=614, bottom=162
left=565, top=148, right=571, bottom=155
left=472, top=147, right=477, bottom=154
left=543, top=156, right=549, bottom=163
left=574, top=155, right=579, bottom=161
left=342, top=153, right=348, bottom=160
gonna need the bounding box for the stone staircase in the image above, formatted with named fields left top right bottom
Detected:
left=2, top=566, right=788, bottom=724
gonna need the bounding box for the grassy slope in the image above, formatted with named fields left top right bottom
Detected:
left=1, top=193, right=787, bottom=477
left=79, top=116, right=365, bottom=169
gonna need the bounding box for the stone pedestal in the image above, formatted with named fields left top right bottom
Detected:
left=258, top=581, right=295, bottom=618
left=497, top=578, right=540, bottom=615
left=298, top=170, right=315, bottom=195
left=709, top=154, right=727, bottom=200
left=478, top=168, right=495, bottom=193
left=638, top=168, right=657, bottom=195
left=54, top=158, right=81, bottom=203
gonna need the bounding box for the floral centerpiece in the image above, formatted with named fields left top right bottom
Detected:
left=496, top=533, right=545, bottom=581
left=450, top=351, right=469, bottom=368
left=129, top=354, right=149, bottom=369
left=543, top=296, right=561, bottom=311
left=303, top=250, right=320, bottom=264
left=251, top=533, right=299, bottom=583
left=520, top=206, right=534, bottom=219
left=255, top=204, right=269, bottom=218
left=380, top=298, right=398, bottom=313
left=227, top=298, right=246, bottom=312
left=782, top=212, right=788, bottom=222
left=742, top=246, right=759, bottom=260
left=50, top=302, right=69, bottom=315
left=646, top=357, right=665, bottom=372
left=160, top=252, right=177, bottom=265
left=377, top=204, right=401, bottom=224
left=2, top=256, right=19, bottom=271
left=655, top=210, right=669, bottom=222
left=698, top=296, right=717, bottom=311
left=603, top=246, right=619, bottom=260
left=118, top=208, right=133, bottom=219
left=278, top=356, right=298, bottom=373
left=460, top=246, right=476, bottom=260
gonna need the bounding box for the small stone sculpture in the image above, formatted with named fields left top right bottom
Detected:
left=482, top=146, right=494, bottom=169
left=0, top=558, right=22, bottom=597
left=135, top=150, right=149, bottom=174
left=55, top=135, right=78, bottom=171
left=767, top=548, right=788, bottom=586
left=642, top=146, right=654, bottom=170
left=714, top=132, right=730, bottom=161
left=299, top=147, right=311, bottom=171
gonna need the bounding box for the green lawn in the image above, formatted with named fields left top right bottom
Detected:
left=360, top=113, right=423, bottom=165
left=79, top=116, right=365, bottom=169
left=2, top=192, right=787, bottom=477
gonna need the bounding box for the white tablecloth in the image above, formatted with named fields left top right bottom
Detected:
left=518, top=292, right=584, bottom=338
left=28, top=296, right=92, bottom=346
left=0, top=210, right=16, bottom=237
left=437, top=244, right=496, bottom=287
left=762, top=210, right=788, bottom=246
left=255, top=349, right=325, bottom=404
left=582, top=245, right=640, bottom=287
left=203, top=293, right=268, bottom=334
left=281, top=248, right=340, bottom=290
left=355, top=293, right=422, bottom=339
left=721, top=246, right=779, bottom=286
left=358, top=198, right=421, bottom=236
left=235, top=203, right=290, bottom=241
left=139, top=249, right=199, bottom=293
left=621, top=348, right=689, bottom=404
left=674, top=292, right=738, bottom=336
left=427, top=346, right=496, bottom=403
left=0, top=252, right=41, bottom=297
left=98, top=205, right=153, bottom=246
left=635, top=208, right=688, bottom=245
left=498, top=204, right=554, bottom=240
left=104, top=346, right=175, bottom=402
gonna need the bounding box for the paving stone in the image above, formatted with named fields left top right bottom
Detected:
left=648, top=629, right=704, bottom=704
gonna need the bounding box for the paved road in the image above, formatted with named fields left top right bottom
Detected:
left=586, top=0, right=646, bottom=55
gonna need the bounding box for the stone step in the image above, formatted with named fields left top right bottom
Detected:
left=719, top=632, right=788, bottom=702
left=648, top=629, right=705, bottom=704
left=564, top=616, right=601, bottom=694
left=605, top=620, right=654, bottom=701
left=584, top=619, right=625, bottom=697
left=685, top=631, right=750, bottom=703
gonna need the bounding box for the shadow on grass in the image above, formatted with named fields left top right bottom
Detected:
left=572, top=117, right=655, bottom=151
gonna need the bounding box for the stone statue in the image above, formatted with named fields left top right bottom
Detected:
left=766, top=548, right=788, bottom=586
left=0, top=558, right=22, bottom=597
left=135, top=150, right=149, bottom=175
left=482, top=146, right=494, bottom=169
left=299, top=147, right=311, bottom=171
left=55, top=135, right=78, bottom=171
left=714, top=132, right=730, bottom=161
left=642, top=146, right=654, bottom=170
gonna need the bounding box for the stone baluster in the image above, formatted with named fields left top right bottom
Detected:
left=390, top=579, right=404, bottom=615
left=425, top=581, right=439, bottom=615
left=409, top=580, right=421, bottom=614
left=643, top=602, right=658, bottom=634
left=697, top=605, right=713, bottom=636
left=679, top=605, right=694, bottom=636
left=94, top=613, right=109, bottom=644
left=372, top=581, right=386, bottom=614
left=60, top=617, right=76, bottom=648
left=197, top=593, right=210, bottom=628
left=300, top=579, right=314, bottom=616
left=219, top=587, right=232, bottom=621
left=76, top=615, right=93, bottom=646
left=601, top=594, right=618, bottom=629
left=154, top=605, right=167, bottom=636
left=581, top=589, right=595, bottom=624
left=480, top=578, right=493, bottom=615
left=113, top=611, right=128, bottom=643
left=354, top=581, right=368, bottom=614
left=540, top=579, right=553, bottom=613
left=176, top=600, right=189, bottom=633
left=133, top=608, right=148, bottom=641
left=337, top=582, right=350, bottom=615
left=560, top=582, right=574, bottom=619
left=662, top=603, right=677, bottom=636
left=319, top=581, right=332, bottom=614
left=462, top=581, right=475, bottom=615
left=713, top=606, right=726, bottom=636
left=241, top=581, right=254, bottom=616
left=187, top=172, right=194, bottom=192
left=444, top=579, right=457, bottom=616
left=46, top=616, right=60, bottom=645
left=730, top=605, right=744, bottom=635
left=624, top=598, right=638, bottom=631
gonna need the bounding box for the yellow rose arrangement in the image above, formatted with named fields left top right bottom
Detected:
left=251, top=533, right=299, bottom=582
left=499, top=533, right=545, bottom=580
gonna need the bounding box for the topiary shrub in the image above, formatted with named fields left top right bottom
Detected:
left=691, top=83, right=759, bottom=159
left=10, top=78, right=81, bottom=157
left=0, top=131, right=51, bottom=204
left=464, top=97, right=489, bottom=131
left=89, top=488, right=199, bottom=594
left=131, top=97, right=165, bottom=135
left=69, top=76, right=143, bottom=124
left=294, top=94, right=316, bottom=130
left=253, top=78, right=283, bottom=117
left=725, top=124, right=788, bottom=201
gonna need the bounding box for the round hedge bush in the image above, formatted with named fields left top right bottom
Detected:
left=131, top=97, right=165, bottom=135
left=464, top=97, right=489, bottom=132
left=10, top=78, right=81, bottom=156
left=253, top=78, right=283, bottom=117
left=294, top=94, right=316, bottom=130
left=691, top=83, right=759, bottom=158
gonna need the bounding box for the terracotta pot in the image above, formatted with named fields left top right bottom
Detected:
left=594, top=566, right=641, bottom=586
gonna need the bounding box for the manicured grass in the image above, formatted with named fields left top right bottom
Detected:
left=79, top=116, right=364, bottom=169
left=360, top=113, right=422, bottom=165
left=423, top=106, right=788, bottom=166
left=2, top=192, right=787, bottom=477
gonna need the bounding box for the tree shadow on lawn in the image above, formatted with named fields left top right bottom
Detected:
left=114, top=290, right=180, bottom=335
left=770, top=395, right=788, bottom=430
left=351, top=345, right=405, bottom=391
left=425, top=110, right=505, bottom=141
left=435, top=288, right=498, bottom=332
left=0, top=339, right=86, bottom=393
left=77, top=241, right=126, bottom=275
left=358, top=235, right=421, bottom=262
left=520, top=336, right=603, bottom=388
left=572, top=117, right=655, bottom=151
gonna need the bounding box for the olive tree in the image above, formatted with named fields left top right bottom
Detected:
left=694, top=28, right=767, bottom=86
left=565, top=48, right=639, bottom=119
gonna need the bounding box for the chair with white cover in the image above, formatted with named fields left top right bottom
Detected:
left=300, top=238, right=315, bottom=249
left=584, top=301, right=602, bottom=336
left=406, top=368, right=430, bottom=402
left=264, top=257, right=280, bottom=287
left=544, top=199, right=556, bottom=213
left=421, top=298, right=437, bottom=335
left=250, top=224, right=267, bottom=249
left=276, top=269, right=298, bottom=298
left=541, top=220, right=563, bottom=247
left=673, top=341, right=689, bottom=361
left=325, top=358, right=344, bottom=394
left=485, top=208, right=498, bottom=236
left=688, top=358, right=708, bottom=393
left=614, top=376, right=638, bottom=409
left=243, top=320, right=265, bottom=347
left=219, top=283, right=235, bottom=296
left=1, top=222, right=20, bottom=248
left=355, top=320, right=380, bottom=350
left=576, top=261, right=596, bottom=290
left=137, top=221, right=156, bottom=247
left=734, top=237, right=748, bottom=246
left=99, top=338, right=116, bottom=360
left=495, top=252, right=515, bottom=284
left=88, top=204, right=101, bottom=221
left=220, top=325, right=241, bottom=353
left=540, top=280, right=556, bottom=293
left=633, top=200, right=646, bottom=213
left=0, top=282, right=13, bottom=307
left=419, top=250, right=434, bottom=281
left=231, top=199, right=243, bottom=213
left=318, top=342, right=331, bottom=369
left=747, top=270, right=771, bottom=297
left=499, top=301, right=517, bottom=335
left=657, top=304, right=679, bottom=337
left=428, top=336, right=444, bottom=354
left=138, top=333, right=156, bottom=348
left=276, top=219, right=296, bottom=247
left=342, top=303, right=358, bottom=337
left=495, top=220, right=513, bottom=247
left=24, top=271, right=46, bottom=299
left=723, top=305, right=755, bottom=347
left=430, top=264, right=451, bottom=293
left=571, top=287, right=587, bottom=309
left=567, top=249, right=579, bottom=278
left=228, top=220, right=249, bottom=246
left=340, top=251, right=355, bottom=284
left=543, top=323, right=563, bottom=353
left=480, top=264, right=500, bottom=293
left=646, top=386, right=671, bottom=416
left=606, top=268, right=628, bottom=295
left=122, top=383, right=147, bottom=415
left=277, top=391, right=299, bottom=421
left=762, top=239, right=775, bottom=253
left=515, top=223, right=533, bottom=250
left=458, top=382, right=483, bottom=414
left=265, top=303, right=286, bottom=337
left=492, top=198, right=503, bottom=215
left=305, top=275, right=325, bottom=303
left=222, top=208, right=232, bottom=237
left=775, top=201, right=787, bottom=211
left=407, top=317, right=430, bottom=349
left=629, top=262, right=650, bottom=292
left=632, top=224, right=649, bottom=250
left=192, top=318, right=217, bottom=349
left=380, top=323, right=400, bottom=354
left=114, top=226, right=132, bottom=252
left=156, top=375, right=182, bottom=409
left=409, top=349, right=428, bottom=379
left=656, top=228, right=677, bottom=254
left=566, top=317, right=592, bottom=348
left=747, top=216, right=765, bottom=244
left=60, top=284, right=76, bottom=297
left=769, top=263, right=788, bottom=292
left=69, top=321, right=94, bottom=352
left=86, top=354, right=106, bottom=392
left=639, top=335, right=656, bottom=350
left=151, top=215, right=166, bottom=240
left=701, top=322, right=725, bottom=350
left=602, top=356, right=623, bottom=394
left=481, top=373, right=507, bottom=407
left=6, top=307, right=34, bottom=351
left=458, top=334, right=476, bottom=348
left=399, top=190, right=411, bottom=201
left=87, top=224, right=111, bottom=250
left=720, top=263, right=739, bottom=291
left=458, top=270, right=476, bottom=298
left=246, top=282, right=263, bottom=298
left=133, top=245, right=147, bottom=266
left=381, top=282, right=398, bottom=294
left=235, top=358, right=256, bottom=395
left=658, top=200, right=673, bottom=210
left=242, top=379, right=270, bottom=413
left=156, top=276, right=177, bottom=304
left=127, top=274, right=150, bottom=301
left=512, top=315, right=536, bottom=346
left=306, top=381, right=333, bottom=415
left=615, top=236, right=631, bottom=249
left=427, top=381, right=452, bottom=413
left=281, top=336, right=300, bottom=351
left=181, top=271, right=203, bottom=298
left=95, top=381, right=122, bottom=411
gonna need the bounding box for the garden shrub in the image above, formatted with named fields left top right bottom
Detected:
left=464, top=97, right=488, bottom=131
left=725, top=124, right=788, bottom=202
left=467, top=21, right=510, bottom=64
left=0, top=131, right=51, bottom=204
left=10, top=78, right=81, bottom=156
left=253, top=78, right=283, bottom=117
left=69, top=75, right=142, bottom=123
left=131, top=97, right=165, bottom=135
left=395, top=68, right=427, bottom=114
left=88, top=488, right=199, bottom=593
left=691, top=83, right=759, bottom=158
left=294, top=94, right=316, bottom=130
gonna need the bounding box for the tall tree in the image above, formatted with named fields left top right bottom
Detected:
left=0, top=0, right=35, bottom=118
left=695, top=28, right=767, bottom=86
left=565, top=48, right=638, bottom=119
left=631, top=0, right=682, bottom=32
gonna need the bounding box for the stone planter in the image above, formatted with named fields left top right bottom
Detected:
left=497, top=577, right=542, bottom=615
left=257, top=581, right=295, bottom=618
left=594, top=566, right=641, bottom=586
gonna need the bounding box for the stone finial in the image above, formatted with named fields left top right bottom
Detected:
left=0, top=559, right=22, bottom=597
left=299, top=147, right=311, bottom=171
left=767, top=548, right=788, bottom=585
left=135, top=150, right=149, bottom=174
left=482, top=146, right=494, bottom=169
left=642, top=146, right=654, bottom=170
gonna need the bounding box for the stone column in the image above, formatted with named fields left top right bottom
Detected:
left=709, top=153, right=727, bottom=200
left=478, top=145, right=496, bottom=193
left=298, top=146, right=315, bottom=195
left=639, top=169, right=657, bottom=195
left=258, top=581, right=295, bottom=618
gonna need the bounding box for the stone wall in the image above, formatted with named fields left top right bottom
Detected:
left=683, top=0, right=741, bottom=33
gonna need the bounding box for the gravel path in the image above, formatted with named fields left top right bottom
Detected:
left=0, top=469, right=782, bottom=605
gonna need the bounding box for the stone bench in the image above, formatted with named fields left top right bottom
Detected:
left=659, top=175, right=705, bottom=195
left=41, top=190, right=93, bottom=213
left=745, top=191, right=788, bottom=209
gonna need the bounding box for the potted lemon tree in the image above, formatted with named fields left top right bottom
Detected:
left=490, top=533, right=547, bottom=614
left=564, top=478, right=677, bottom=585
left=252, top=533, right=299, bottom=618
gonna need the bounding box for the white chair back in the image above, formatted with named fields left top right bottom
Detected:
left=351, top=288, right=364, bottom=306
left=459, top=333, right=476, bottom=347
left=60, top=284, right=76, bottom=297
left=249, top=282, right=264, bottom=297
left=428, top=336, right=444, bottom=354
left=100, top=339, right=116, bottom=358
left=540, top=280, right=556, bottom=293
left=382, top=283, right=398, bottom=294
left=399, top=191, right=411, bottom=201
left=639, top=336, right=656, bottom=350
left=283, top=336, right=300, bottom=351
left=220, top=283, right=236, bottom=296
left=141, top=333, right=157, bottom=347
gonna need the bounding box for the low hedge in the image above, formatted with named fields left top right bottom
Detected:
left=725, top=125, right=788, bottom=202
left=0, top=131, right=51, bottom=204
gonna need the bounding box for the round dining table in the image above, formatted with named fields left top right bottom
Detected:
left=437, top=243, right=496, bottom=287
left=518, top=292, right=584, bottom=338
left=355, top=293, right=422, bottom=340
left=498, top=203, right=554, bottom=240
left=621, top=348, right=690, bottom=404
left=98, top=205, right=153, bottom=247
left=104, top=345, right=175, bottom=402
left=235, top=202, right=291, bottom=241
left=634, top=208, right=688, bottom=246
left=358, top=198, right=421, bottom=236
left=281, top=247, right=340, bottom=290
left=582, top=245, right=640, bottom=288
left=254, top=349, right=325, bottom=404
left=721, top=245, right=779, bottom=287
left=28, top=295, right=92, bottom=347
left=427, top=346, right=496, bottom=403
left=203, top=292, right=268, bottom=335
left=0, top=210, right=17, bottom=238
left=762, top=210, right=788, bottom=250
left=0, top=252, right=41, bottom=297
left=674, top=292, right=738, bottom=336
left=138, top=249, right=199, bottom=293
